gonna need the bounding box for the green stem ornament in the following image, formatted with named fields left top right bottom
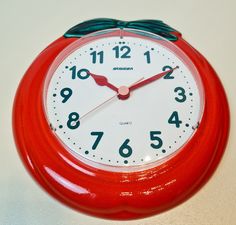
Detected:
left=64, top=18, right=179, bottom=41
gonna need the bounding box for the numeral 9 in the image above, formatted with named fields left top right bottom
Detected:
left=60, top=87, right=72, bottom=103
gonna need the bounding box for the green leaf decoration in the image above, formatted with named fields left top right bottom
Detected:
left=64, top=18, right=179, bottom=41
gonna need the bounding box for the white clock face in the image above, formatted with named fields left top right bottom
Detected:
left=45, top=29, right=204, bottom=171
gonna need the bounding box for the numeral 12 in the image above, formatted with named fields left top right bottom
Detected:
left=113, top=46, right=131, bottom=58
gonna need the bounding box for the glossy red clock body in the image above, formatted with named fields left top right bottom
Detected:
left=13, top=19, right=229, bottom=220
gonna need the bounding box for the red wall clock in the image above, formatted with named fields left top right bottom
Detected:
left=13, top=19, right=230, bottom=220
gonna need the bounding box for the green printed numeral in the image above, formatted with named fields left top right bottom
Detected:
left=69, top=66, right=90, bottom=80
left=113, top=46, right=131, bottom=58
left=67, top=112, right=80, bottom=129
left=91, top=132, right=104, bottom=150
left=144, top=51, right=151, bottom=64
left=90, top=51, right=104, bottom=64
left=60, top=87, right=72, bottom=103
left=168, top=111, right=182, bottom=128
left=119, top=139, right=132, bottom=158
left=163, top=65, right=174, bottom=79
left=150, top=131, right=163, bottom=149
left=174, top=87, right=187, bottom=103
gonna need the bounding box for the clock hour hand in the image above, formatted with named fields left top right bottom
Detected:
left=89, top=72, right=118, bottom=92
left=129, top=66, right=179, bottom=91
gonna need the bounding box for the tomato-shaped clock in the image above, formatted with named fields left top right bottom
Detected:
left=13, top=19, right=230, bottom=220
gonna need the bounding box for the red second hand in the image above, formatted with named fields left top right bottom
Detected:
left=79, top=77, right=144, bottom=121
left=79, top=94, right=118, bottom=120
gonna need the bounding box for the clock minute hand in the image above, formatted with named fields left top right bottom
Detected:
left=89, top=72, right=118, bottom=92
left=129, top=66, right=179, bottom=91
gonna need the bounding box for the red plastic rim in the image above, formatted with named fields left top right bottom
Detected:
left=12, top=33, right=230, bottom=220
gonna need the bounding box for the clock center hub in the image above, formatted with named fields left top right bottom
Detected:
left=118, top=86, right=130, bottom=100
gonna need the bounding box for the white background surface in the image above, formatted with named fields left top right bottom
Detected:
left=46, top=35, right=201, bottom=168
left=0, top=0, right=235, bottom=224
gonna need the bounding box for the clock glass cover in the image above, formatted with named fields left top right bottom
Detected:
left=44, top=29, right=204, bottom=171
